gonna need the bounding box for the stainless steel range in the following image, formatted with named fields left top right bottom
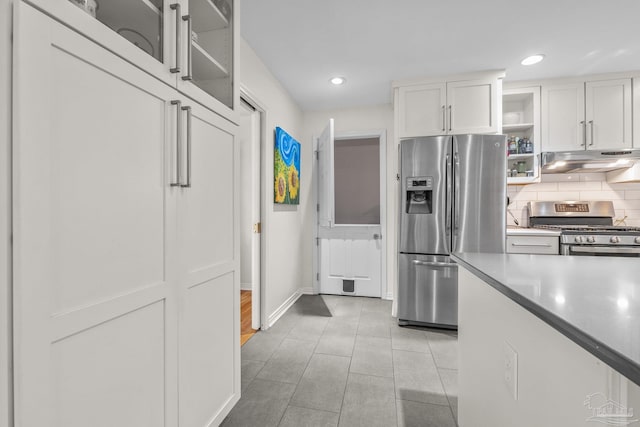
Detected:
left=527, top=201, right=640, bottom=257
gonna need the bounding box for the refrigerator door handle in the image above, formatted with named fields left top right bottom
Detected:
left=412, top=260, right=458, bottom=269
left=453, top=151, right=460, bottom=237
left=445, top=153, right=452, bottom=252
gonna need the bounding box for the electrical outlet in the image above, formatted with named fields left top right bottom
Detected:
left=503, top=341, right=518, bottom=400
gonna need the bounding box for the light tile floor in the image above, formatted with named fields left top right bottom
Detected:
left=222, top=295, right=458, bottom=427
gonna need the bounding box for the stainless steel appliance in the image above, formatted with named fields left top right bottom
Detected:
left=398, top=135, right=507, bottom=328
left=541, top=149, right=640, bottom=174
left=527, top=200, right=640, bottom=257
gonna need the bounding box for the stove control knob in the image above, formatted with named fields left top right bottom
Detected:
left=574, top=236, right=584, bottom=243
left=635, top=237, right=640, bottom=244
left=586, top=236, right=596, bottom=243
left=610, top=236, right=620, bottom=244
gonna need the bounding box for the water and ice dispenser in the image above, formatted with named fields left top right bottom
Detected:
left=405, top=176, right=433, bottom=214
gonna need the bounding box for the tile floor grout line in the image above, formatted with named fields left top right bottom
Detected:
left=336, top=300, right=362, bottom=427
left=277, top=300, right=330, bottom=427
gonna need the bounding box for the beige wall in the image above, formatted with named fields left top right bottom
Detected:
left=239, top=39, right=307, bottom=323
left=508, top=173, right=640, bottom=227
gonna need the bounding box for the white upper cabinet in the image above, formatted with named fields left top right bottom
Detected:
left=395, top=72, right=502, bottom=138
left=397, top=83, right=447, bottom=137
left=585, top=79, right=632, bottom=150
left=30, top=0, right=238, bottom=121
left=447, top=77, right=498, bottom=134
left=542, top=78, right=632, bottom=152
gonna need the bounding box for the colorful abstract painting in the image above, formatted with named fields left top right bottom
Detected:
left=274, top=127, right=301, bottom=205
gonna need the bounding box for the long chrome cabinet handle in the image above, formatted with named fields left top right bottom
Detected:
left=441, top=105, right=446, bottom=132
left=170, top=100, right=182, bottom=186
left=182, top=15, right=193, bottom=81
left=181, top=106, right=192, bottom=188
left=511, top=242, right=553, bottom=247
left=580, top=120, right=586, bottom=146
left=170, top=4, right=181, bottom=73
left=412, top=260, right=458, bottom=268
left=589, top=120, right=594, bottom=146
left=448, top=105, right=452, bottom=132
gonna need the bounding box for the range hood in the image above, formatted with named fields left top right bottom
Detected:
left=541, top=149, right=640, bottom=174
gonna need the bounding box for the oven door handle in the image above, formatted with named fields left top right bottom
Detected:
left=569, top=246, right=640, bottom=255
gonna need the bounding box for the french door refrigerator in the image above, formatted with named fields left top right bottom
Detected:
left=398, top=134, right=506, bottom=328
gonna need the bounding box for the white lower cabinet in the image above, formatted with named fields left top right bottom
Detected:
left=506, top=234, right=559, bottom=254
left=13, top=3, right=239, bottom=426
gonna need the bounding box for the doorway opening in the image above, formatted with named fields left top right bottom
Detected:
left=314, top=120, right=387, bottom=298
left=239, top=94, right=263, bottom=345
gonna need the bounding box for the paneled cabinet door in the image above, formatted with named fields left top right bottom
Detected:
left=13, top=3, right=179, bottom=426
left=585, top=79, right=632, bottom=150
left=542, top=83, right=585, bottom=151
left=397, top=83, right=447, bottom=137
left=447, top=77, right=498, bottom=134
left=176, top=100, right=240, bottom=427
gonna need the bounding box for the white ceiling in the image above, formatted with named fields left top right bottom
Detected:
left=240, top=0, right=640, bottom=111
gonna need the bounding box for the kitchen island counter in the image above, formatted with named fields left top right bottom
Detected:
left=453, top=252, right=640, bottom=426
left=452, top=252, right=640, bottom=386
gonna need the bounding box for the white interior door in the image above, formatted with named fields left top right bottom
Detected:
left=316, top=123, right=385, bottom=298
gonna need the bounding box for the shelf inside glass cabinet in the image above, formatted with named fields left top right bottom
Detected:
left=95, top=0, right=163, bottom=62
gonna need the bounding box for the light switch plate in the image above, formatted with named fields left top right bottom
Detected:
left=503, top=341, right=518, bottom=400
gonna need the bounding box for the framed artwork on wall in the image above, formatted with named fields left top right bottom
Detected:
left=274, top=127, right=300, bottom=205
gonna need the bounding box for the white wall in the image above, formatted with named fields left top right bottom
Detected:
left=239, top=39, right=307, bottom=323
left=0, top=0, right=11, bottom=426
left=508, top=173, right=640, bottom=227
left=303, top=105, right=397, bottom=301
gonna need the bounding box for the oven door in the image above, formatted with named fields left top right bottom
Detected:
left=563, top=245, right=640, bottom=257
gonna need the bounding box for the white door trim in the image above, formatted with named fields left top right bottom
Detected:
left=313, top=128, right=388, bottom=298
left=239, top=86, right=267, bottom=331
left=0, top=0, right=12, bottom=424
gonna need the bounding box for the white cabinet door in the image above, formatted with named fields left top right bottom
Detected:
left=447, top=77, right=498, bottom=134
left=177, top=100, right=240, bottom=427
left=585, top=78, right=632, bottom=150
left=397, top=83, right=446, bottom=137
left=542, top=83, right=586, bottom=151
left=13, top=4, right=179, bottom=426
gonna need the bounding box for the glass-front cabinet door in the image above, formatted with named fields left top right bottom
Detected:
left=179, top=0, right=235, bottom=109
left=62, top=0, right=236, bottom=113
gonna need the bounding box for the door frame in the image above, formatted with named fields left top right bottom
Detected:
left=313, top=128, right=388, bottom=298
left=239, top=86, right=267, bottom=330
left=0, top=0, right=12, bottom=425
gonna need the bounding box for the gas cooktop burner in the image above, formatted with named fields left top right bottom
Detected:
left=532, top=224, right=640, bottom=233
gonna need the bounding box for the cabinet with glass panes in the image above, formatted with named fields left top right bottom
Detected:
left=502, top=86, right=541, bottom=184
left=52, top=0, right=237, bottom=118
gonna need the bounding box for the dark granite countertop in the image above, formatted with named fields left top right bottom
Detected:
left=452, top=252, right=640, bottom=386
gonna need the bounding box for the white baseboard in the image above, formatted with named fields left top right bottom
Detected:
left=384, top=292, right=394, bottom=301
left=267, top=290, right=302, bottom=328
left=240, top=282, right=252, bottom=291
left=299, top=286, right=315, bottom=295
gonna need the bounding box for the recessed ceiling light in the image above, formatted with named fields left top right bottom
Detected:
left=330, top=77, right=346, bottom=85
left=521, top=54, right=545, bottom=66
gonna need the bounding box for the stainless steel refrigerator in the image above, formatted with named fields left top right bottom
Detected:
left=398, top=134, right=506, bottom=328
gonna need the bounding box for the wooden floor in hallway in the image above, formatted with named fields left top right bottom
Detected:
left=241, top=290, right=257, bottom=346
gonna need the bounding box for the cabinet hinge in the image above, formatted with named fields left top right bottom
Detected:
left=396, top=173, right=400, bottom=181
left=316, top=273, right=320, bottom=281
left=316, top=204, right=320, bottom=212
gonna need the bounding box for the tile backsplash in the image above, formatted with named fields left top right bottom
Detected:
left=507, top=173, right=640, bottom=227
